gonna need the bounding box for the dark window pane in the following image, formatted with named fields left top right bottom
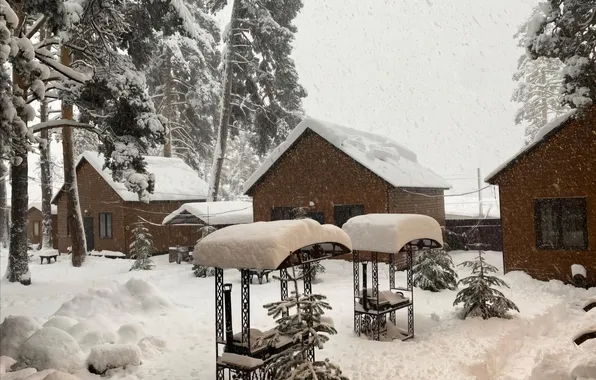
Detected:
left=561, top=199, right=587, bottom=248
left=107, top=214, right=112, bottom=238
left=333, top=204, right=365, bottom=227
left=271, top=207, right=295, bottom=220
left=539, top=201, right=558, bottom=248
left=307, top=212, right=325, bottom=224
left=535, top=198, right=587, bottom=250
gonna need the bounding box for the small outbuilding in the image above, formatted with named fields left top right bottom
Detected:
left=162, top=201, right=253, bottom=228
left=486, top=106, right=596, bottom=286
left=27, top=202, right=58, bottom=249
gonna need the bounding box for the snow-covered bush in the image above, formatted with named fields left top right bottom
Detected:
left=298, top=262, right=326, bottom=283
left=17, top=327, right=85, bottom=373
left=86, top=343, right=142, bottom=375
left=413, top=249, right=458, bottom=292
left=262, top=268, right=348, bottom=380
left=453, top=250, right=519, bottom=320
left=0, top=315, right=42, bottom=358
left=192, top=225, right=216, bottom=277
left=129, top=221, right=154, bottom=271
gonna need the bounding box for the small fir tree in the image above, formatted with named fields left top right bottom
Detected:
left=262, top=268, right=348, bottom=380
left=192, top=225, right=217, bottom=277
left=453, top=247, right=519, bottom=319
left=294, top=206, right=326, bottom=282
left=129, top=221, right=155, bottom=271
left=413, top=249, right=458, bottom=292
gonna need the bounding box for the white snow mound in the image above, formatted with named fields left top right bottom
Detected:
left=42, top=317, right=78, bottom=333
left=86, top=344, right=142, bottom=374
left=117, top=323, right=146, bottom=345
left=17, top=327, right=85, bottom=373
left=67, top=316, right=118, bottom=351
left=42, top=371, right=82, bottom=380
left=1, top=367, right=37, bottom=380
left=54, top=278, right=173, bottom=320
left=137, top=336, right=168, bottom=360
left=21, top=368, right=56, bottom=380
left=0, top=316, right=42, bottom=358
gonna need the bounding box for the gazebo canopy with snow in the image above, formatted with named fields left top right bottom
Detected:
left=162, top=201, right=253, bottom=227
left=195, top=219, right=352, bottom=379
left=342, top=213, right=443, bottom=342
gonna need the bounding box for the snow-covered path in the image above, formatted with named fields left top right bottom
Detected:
left=1, top=250, right=594, bottom=380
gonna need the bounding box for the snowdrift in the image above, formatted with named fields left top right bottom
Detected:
left=0, top=278, right=171, bottom=379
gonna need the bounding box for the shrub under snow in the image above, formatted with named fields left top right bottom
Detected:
left=86, top=343, right=142, bottom=374
left=413, top=249, right=458, bottom=292
left=17, top=327, right=85, bottom=373
left=0, top=315, right=42, bottom=358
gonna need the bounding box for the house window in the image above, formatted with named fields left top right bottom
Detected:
left=271, top=207, right=295, bottom=221
left=99, top=213, right=113, bottom=239
left=33, top=221, right=40, bottom=236
left=535, top=198, right=588, bottom=250
left=307, top=212, right=325, bottom=224
left=333, top=204, right=365, bottom=227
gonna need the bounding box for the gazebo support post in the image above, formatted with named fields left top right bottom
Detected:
left=301, top=261, right=315, bottom=361
left=214, top=268, right=224, bottom=380
left=240, top=269, right=251, bottom=352
left=389, top=253, right=396, bottom=324
left=280, top=268, right=289, bottom=300
left=353, top=251, right=360, bottom=335
left=362, top=262, right=368, bottom=311
left=406, top=245, right=414, bottom=338
left=223, top=284, right=234, bottom=352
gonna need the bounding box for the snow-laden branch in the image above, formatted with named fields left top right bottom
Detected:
left=30, top=119, right=100, bottom=134
left=35, top=52, right=90, bottom=84
left=26, top=15, right=46, bottom=39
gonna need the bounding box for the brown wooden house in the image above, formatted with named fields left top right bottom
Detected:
left=52, top=152, right=208, bottom=256
left=243, top=117, right=450, bottom=228
left=486, top=106, right=596, bottom=286
left=27, top=203, right=58, bottom=249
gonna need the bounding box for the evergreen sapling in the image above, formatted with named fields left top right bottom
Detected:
left=262, top=268, right=348, bottom=380
left=453, top=248, right=519, bottom=319
left=294, top=206, right=326, bottom=282
left=413, top=249, right=458, bottom=292
left=129, top=221, right=155, bottom=271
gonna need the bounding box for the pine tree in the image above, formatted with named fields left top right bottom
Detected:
left=206, top=0, right=307, bottom=200
left=262, top=268, right=348, bottom=380
left=192, top=225, right=217, bottom=277
left=526, top=0, right=596, bottom=109
left=512, top=7, right=569, bottom=144
left=129, top=221, right=155, bottom=271
left=453, top=248, right=519, bottom=320
left=220, top=130, right=263, bottom=199
left=413, top=249, right=458, bottom=292
left=293, top=206, right=326, bottom=282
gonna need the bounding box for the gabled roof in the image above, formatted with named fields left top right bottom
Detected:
left=485, top=109, right=578, bottom=184
left=162, top=201, right=253, bottom=226
left=243, top=117, right=451, bottom=194
left=28, top=202, right=57, bottom=215
left=52, top=151, right=209, bottom=204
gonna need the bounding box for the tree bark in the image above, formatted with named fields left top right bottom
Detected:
left=207, top=0, right=239, bottom=201
left=0, top=146, right=8, bottom=250
left=163, top=58, right=173, bottom=158
left=60, top=46, right=87, bottom=266
left=39, top=27, right=53, bottom=250
left=7, top=2, right=31, bottom=285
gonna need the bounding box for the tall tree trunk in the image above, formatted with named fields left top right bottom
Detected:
left=207, top=0, right=239, bottom=201
left=6, top=2, right=31, bottom=285
left=0, top=143, right=7, bottom=250
left=163, top=58, right=173, bottom=158
left=39, top=26, right=53, bottom=250
left=60, top=46, right=87, bottom=266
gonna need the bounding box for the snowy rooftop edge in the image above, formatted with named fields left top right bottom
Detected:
left=28, top=202, right=58, bottom=215
left=53, top=151, right=209, bottom=203
left=193, top=219, right=352, bottom=270
left=342, top=213, right=443, bottom=253
left=485, top=110, right=577, bottom=183
left=162, top=201, right=253, bottom=226
left=243, top=117, right=451, bottom=193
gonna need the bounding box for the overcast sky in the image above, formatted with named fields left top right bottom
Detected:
left=24, top=0, right=538, bottom=206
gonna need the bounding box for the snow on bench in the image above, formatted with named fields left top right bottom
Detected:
left=220, top=352, right=264, bottom=370
left=89, top=251, right=126, bottom=259
left=39, top=253, right=58, bottom=264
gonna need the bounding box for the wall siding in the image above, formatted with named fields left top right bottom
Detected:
left=389, top=187, right=446, bottom=226
left=495, top=107, right=596, bottom=286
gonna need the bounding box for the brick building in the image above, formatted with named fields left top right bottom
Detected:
left=27, top=203, right=58, bottom=249
left=243, top=117, right=450, bottom=227
left=52, top=152, right=208, bottom=256
left=486, top=106, right=596, bottom=286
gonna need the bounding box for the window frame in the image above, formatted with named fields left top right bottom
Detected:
left=534, top=197, right=588, bottom=250
left=33, top=221, right=40, bottom=236
left=333, top=204, right=365, bottom=228
left=271, top=207, right=295, bottom=221
left=99, top=212, right=113, bottom=239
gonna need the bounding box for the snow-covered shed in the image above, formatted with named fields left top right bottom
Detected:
left=243, top=117, right=450, bottom=228
left=486, top=105, right=596, bottom=286
left=51, top=151, right=209, bottom=256
left=27, top=202, right=58, bottom=248
left=162, top=201, right=253, bottom=227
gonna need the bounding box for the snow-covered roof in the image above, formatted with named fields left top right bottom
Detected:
left=485, top=110, right=578, bottom=183
left=342, top=213, right=443, bottom=254
left=54, top=151, right=208, bottom=203
left=28, top=202, right=57, bottom=215
left=243, top=117, right=451, bottom=194
left=193, top=218, right=352, bottom=270
left=162, top=201, right=253, bottom=226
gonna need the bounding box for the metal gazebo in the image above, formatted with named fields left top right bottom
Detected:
left=193, top=218, right=352, bottom=380
left=342, top=213, right=443, bottom=341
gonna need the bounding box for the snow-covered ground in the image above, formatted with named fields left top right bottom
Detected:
left=1, top=250, right=594, bottom=380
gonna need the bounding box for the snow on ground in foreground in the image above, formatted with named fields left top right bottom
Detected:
left=1, top=250, right=594, bottom=380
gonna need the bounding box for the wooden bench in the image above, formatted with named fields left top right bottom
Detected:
left=39, top=254, right=58, bottom=264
